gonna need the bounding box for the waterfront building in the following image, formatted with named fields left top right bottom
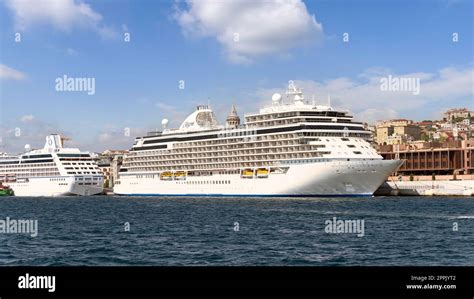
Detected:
left=379, top=139, right=474, bottom=175
left=96, top=150, right=128, bottom=188
left=375, top=119, right=421, bottom=145
left=443, top=108, right=473, bottom=122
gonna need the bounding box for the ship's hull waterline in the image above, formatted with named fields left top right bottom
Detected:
left=114, top=160, right=402, bottom=197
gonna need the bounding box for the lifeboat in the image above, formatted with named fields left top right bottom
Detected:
left=256, top=168, right=269, bottom=178
left=160, top=172, right=173, bottom=181
left=241, top=169, right=254, bottom=178
left=174, top=171, right=187, bottom=180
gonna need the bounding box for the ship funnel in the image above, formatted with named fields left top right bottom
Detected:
left=44, top=134, right=63, bottom=152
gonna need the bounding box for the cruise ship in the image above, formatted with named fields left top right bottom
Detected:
left=114, top=85, right=403, bottom=197
left=0, top=134, right=104, bottom=196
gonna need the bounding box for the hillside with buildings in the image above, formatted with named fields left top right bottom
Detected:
left=373, top=108, right=474, bottom=176
left=374, top=108, right=473, bottom=146
left=372, top=108, right=473, bottom=196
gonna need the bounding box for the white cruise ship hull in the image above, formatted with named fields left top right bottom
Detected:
left=114, top=160, right=402, bottom=197
left=6, top=176, right=104, bottom=197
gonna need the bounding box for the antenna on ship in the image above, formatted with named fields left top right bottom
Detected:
left=312, top=94, right=316, bottom=106
left=327, top=94, right=331, bottom=107
left=60, top=136, right=71, bottom=147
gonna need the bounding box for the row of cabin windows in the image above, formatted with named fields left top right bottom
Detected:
left=185, top=180, right=230, bottom=185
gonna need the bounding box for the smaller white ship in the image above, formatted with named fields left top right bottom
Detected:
left=0, top=134, right=104, bottom=196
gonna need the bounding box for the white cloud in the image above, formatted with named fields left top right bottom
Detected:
left=97, top=25, right=120, bottom=39
left=355, top=108, right=399, bottom=124
left=5, top=0, right=117, bottom=38
left=155, top=101, right=178, bottom=111
left=252, top=66, right=474, bottom=124
left=20, top=114, right=35, bottom=123
left=88, top=125, right=148, bottom=152
left=155, top=101, right=189, bottom=127
left=0, top=64, right=26, bottom=80
left=0, top=117, right=64, bottom=154
left=0, top=118, right=146, bottom=154
left=175, top=0, right=323, bottom=64
left=66, top=48, right=78, bottom=56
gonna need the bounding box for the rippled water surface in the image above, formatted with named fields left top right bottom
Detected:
left=0, top=196, right=472, bottom=266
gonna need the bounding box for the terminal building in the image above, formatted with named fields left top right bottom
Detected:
left=378, top=139, right=474, bottom=175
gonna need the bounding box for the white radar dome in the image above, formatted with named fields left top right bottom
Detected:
left=161, top=118, right=169, bottom=129
left=272, top=93, right=282, bottom=104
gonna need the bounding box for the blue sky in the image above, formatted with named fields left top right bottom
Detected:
left=0, top=0, right=473, bottom=153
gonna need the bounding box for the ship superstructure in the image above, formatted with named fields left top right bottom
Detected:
left=0, top=135, right=104, bottom=196
left=114, top=85, right=402, bottom=196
